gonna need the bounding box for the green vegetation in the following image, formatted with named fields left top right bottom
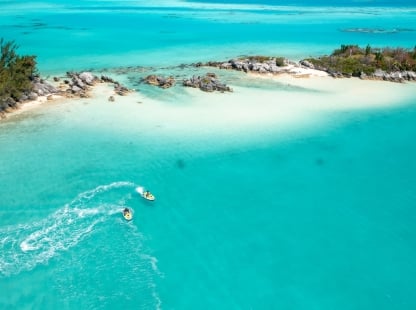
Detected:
left=0, top=39, right=37, bottom=112
left=305, top=44, right=416, bottom=76
left=243, top=55, right=273, bottom=63
left=275, top=57, right=285, bottom=67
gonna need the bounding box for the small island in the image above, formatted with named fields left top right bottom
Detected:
left=302, top=44, right=416, bottom=80
left=0, top=39, right=131, bottom=117
left=1, top=39, right=416, bottom=118
left=199, top=45, right=416, bottom=82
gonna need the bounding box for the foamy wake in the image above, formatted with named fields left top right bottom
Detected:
left=0, top=181, right=136, bottom=277
left=135, top=186, right=144, bottom=195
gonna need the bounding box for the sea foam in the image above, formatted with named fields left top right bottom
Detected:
left=0, top=181, right=136, bottom=277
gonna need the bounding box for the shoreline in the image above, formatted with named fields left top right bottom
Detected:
left=1, top=72, right=132, bottom=121
left=0, top=94, right=63, bottom=120
left=1, top=63, right=415, bottom=123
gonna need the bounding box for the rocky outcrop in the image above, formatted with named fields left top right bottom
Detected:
left=59, top=72, right=132, bottom=98
left=63, top=71, right=102, bottom=97
left=200, top=56, right=416, bottom=83
left=101, top=75, right=116, bottom=83
left=16, top=76, right=58, bottom=102
left=143, top=75, right=175, bottom=88
left=1, top=75, right=59, bottom=114
left=113, top=82, right=130, bottom=96
left=1, top=71, right=134, bottom=117
left=365, top=69, right=416, bottom=82
left=326, top=68, right=416, bottom=82
left=183, top=73, right=232, bottom=92
left=0, top=97, right=17, bottom=114
left=200, top=57, right=296, bottom=75
left=300, top=60, right=315, bottom=69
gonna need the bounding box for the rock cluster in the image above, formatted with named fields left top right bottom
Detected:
left=59, top=72, right=131, bottom=98
left=201, top=56, right=416, bottom=83
left=1, top=75, right=59, bottom=115
left=363, top=69, right=416, bottom=82
left=323, top=68, right=416, bottom=82
left=143, top=75, right=175, bottom=88
left=200, top=57, right=295, bottom=74
left=183, top=73, right=232, bottom=92
left=63, top=71, right=99, bottom=97
left=21, top=76, right=58, bottom=101
left=100, top=75, right=129, bottom=95
left=0, top=71, right=133, bottom=117
left=299, top=59, right=416, bottom=82
left=113, top=82, right=130, bottom=96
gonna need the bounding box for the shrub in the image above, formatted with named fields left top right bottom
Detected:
left=275, top=57, right=285, bottom=67
left=0, top=38, right=37, bottom=110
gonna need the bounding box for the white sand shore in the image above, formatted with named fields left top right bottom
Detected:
left=3, top=75, right=415, bottom=147
left=1, top=94, right=63, bottom=120
left=278, top=65, right=330, bottom=78
left=72, top=75, right=416, bottom=138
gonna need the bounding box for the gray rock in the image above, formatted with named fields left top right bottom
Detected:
left=407, top=71, right=416, bottom=80
left=359, top=72, right=367, bottom=79
left=19, top=94, right=29, bottom=102
left=261, top=64, right=270, bottom=71
left=73, top=78, right=85, bottom=89
left=373, top=69, right=385, bottom=79
left=28, top=92, right=38, bottom=100
left=251, top=63, right=261, bottom=71
left=220, top=62, right=232, bottom=69
left=71, top=85, right=82, bottom=93
left=79, top=72, right=96, bottom=85
left=183, top=73, right=232, bottom=93
left=42, top=83, right=58, bottom=93
left=101, top=75, right=115, bottom=83
left=259, top=67, right=268, bottom=73
left=144, top=75, right=175, bottom=89
left=269, top=65, right=281, bottom=73
left=300, top=60, right=315, bottom=69
left=390, top=71, right=404, bottom=82
left=230, top=60, right=244, bottom=70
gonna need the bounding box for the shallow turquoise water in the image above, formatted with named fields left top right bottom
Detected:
left=1, top=1, right=415, bottom=72
left=1, top=1, right=416, bottom=309
left=1, top=96, right=416, bottom=309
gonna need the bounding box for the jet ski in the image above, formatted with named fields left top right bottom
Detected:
left=142, top=190, right=155, bottom=201
left=135, top=187, right=156, bottom=201
left=122, top=207, right=133, bottom=221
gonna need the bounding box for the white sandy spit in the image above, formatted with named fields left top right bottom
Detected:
left=4, top=76, right=416, bottom=147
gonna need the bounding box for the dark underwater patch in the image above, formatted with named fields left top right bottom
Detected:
left=176, top=159, right=186, bottom=169
left=315, top=158, right=325, bottom=166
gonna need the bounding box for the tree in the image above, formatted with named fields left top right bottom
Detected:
left=0, top=38, right=37, bottom=111
left=365, top=44, right=371, bottom=56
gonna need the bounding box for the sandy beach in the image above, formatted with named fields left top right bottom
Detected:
left=0, top=94, right=63, bottom=120
left=4, top=72, right=415, bottom=136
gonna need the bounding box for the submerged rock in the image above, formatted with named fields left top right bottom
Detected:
left=143, top=75, right=175, bottom=89
left=183, top=73, right=232, bottom=93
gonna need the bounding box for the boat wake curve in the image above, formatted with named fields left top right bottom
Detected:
left=0, top=181, right=136, bottom=277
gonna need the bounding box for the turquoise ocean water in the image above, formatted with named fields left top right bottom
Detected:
left=1, top=1, right=416, bottom=309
